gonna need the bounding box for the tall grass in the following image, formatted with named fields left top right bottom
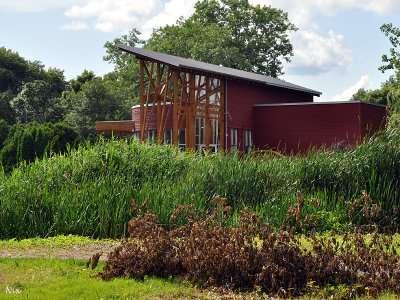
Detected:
left=1, top=126, right=399, bottom=239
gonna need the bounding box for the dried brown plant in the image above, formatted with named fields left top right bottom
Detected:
left=89, top=193, right=400, bottom=298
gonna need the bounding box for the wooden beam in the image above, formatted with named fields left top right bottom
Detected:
left=156, top=63, right=162, bottom=145
left=95, top=121, right=135, bottom=134
left=186, top=73, right=195, bottom=150
left=140, top=60, right=145, bottom=142
left=205, top=76, right=211, bottom=150
left=172, top=70, right=179, bottom=146
left=220, top=79, right=225, bottom=151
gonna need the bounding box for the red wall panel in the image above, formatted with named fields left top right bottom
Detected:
left=132, top=104, right=174, bottom=131
left=253, top=102, right=386, bottom=154
left=360, top=103, right=387, bottom=138
left=226, top=79, right=315, bottom=151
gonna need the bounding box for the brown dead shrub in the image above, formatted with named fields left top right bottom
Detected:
left=89, top=193, right=400, bottom=298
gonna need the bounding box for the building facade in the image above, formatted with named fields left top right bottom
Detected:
left=96, top=45, right=387, bottom=154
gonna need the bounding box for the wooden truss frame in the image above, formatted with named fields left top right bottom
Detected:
left=139, top=59, right=225, bottom=151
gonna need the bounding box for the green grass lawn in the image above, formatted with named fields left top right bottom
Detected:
left=1, top=236, right=400, bottom=299
left=0, top=257, right=200, bottom=300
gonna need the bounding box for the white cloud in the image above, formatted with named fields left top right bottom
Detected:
left=330, top=75, right=371, bottom=101
left=250, top=0, right=400, bottom=27
left=62, top=0, right=196, bottom=36
left=60, top=20, right=89, bottom=31
left=142, top=0, right=197, bottom=38
left=0, top=0, right=80, bottom=13
left=65, top=0, right=161, bottom=33
left=287, top=30, right=352, bottom=76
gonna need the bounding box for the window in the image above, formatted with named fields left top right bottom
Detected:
left=244, top=129, right=252, bottom=153
left=230, top=128, right=238, bottom=151
left=147, top=130, right=157, bottom=141
left=210, top=119, right=220, bottom=152
left=178, top=129, right=186, bottom=150
left=195, top=117, right=206, bottom=150
left=164, top=128, right=172, bottom=145
left=133, top=131, right=141, bottom=141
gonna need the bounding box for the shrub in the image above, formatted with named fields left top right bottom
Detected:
left=0, top=122, right=78, bottom=172
left=90, top=196, right=400, bottom=298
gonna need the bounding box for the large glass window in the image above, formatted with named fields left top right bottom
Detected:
left=195, top=118, right=206, bottom=151
left=133, top=131, right=140, bottom=141
left=164, top=128, right=172, bottom=145
left=147, top=130, right=157, bottom=141
left=244, top=129, right=253, bottom=153
left=210, top=119, right=220, bottom=152
left=230, top=128, right=238, bottom=151
left=179, top=128, right=186, bottom=150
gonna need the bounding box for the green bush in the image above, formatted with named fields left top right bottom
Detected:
left=0, top=122, right=78, bottom=172
left=0, top=119, right=10, bottom=150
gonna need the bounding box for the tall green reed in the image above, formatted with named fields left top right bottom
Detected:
left=1, top=125, right=399, bottom=239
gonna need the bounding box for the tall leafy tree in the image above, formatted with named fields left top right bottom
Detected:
left=11, top=80, right=65, bottom=124
left=146, top=0, right=297, bottom=77
left=103, top=29, right=143, bottom=106
left=65, top=76, right=130, bottom=139
left=352, top=24, right=400, bottom=118
left=0, top=92, right=16, bottom=124
left=379, top=23, right=400, bottom=80
left=0, top=47, right=46, bottom=95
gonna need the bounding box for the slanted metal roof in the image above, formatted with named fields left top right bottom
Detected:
left=117, top=44, right=322, bottom=96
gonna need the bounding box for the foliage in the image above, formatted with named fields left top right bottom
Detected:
left=146, top=0, right=297, bottom=77
left=379, top=23, right=400, bottom=77
left=92, top=197, right=400, bottom=298
left=0, top=47, right=44, bottom=95
left=69, top=69, right=95, bottom=93
left=103, top=29, right=143, bottom=107
left=0, top=124, right=399, bottom=239
left=146, top=19, right=247, bottom=70
left=0, top=92, right=16, bottom=125
left=351, top=87, right=392, bottom=106
left=0, top=122, right=78, bottom=172
left=64, top=76, right=130, bottom=140
left=11, top=80, right=65, bottom=124
left=0, top=119, right=10, bottom=151
left=351, top=23, right=400, bottom=112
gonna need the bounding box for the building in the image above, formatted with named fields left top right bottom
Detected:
left=96, top=45, right=387, bottom=154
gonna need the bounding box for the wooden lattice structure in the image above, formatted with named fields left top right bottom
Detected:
left=138, top=59, right=225, bottom=150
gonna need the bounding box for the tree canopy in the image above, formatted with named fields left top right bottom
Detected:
left=352, top=23, right=400, bottom=113
left=146, top=0, right=297, bottom=77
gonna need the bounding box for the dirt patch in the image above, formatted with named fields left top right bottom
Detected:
left=0, top=241, right=120, bottom=260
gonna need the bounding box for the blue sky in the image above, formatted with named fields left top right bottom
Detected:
left=1, top=0, right=399, bottom=101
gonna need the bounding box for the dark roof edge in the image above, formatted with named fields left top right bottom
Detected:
left=254, top=101, right=387, bottom=108
left=117, top=44, right=322, bottom=96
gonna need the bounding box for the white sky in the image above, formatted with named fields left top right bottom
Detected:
left=0, top=0, right=399, bottom=101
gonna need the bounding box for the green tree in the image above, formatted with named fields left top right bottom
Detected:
left=146, top=19, right=245, bottom=68
left=379, top=23, right=400, bottom=78
left=147, top=0, right=297, bottom=77
left=70, top=69, right=95, bottom=93
left=351, top=87, right=392, bottom=106
left=0, top=92, right=16, bottom=124
left=11, top=80, right=64, bottom=124
left=65, top=77, right=130, bottom=139
left=103, top=29, right=143, bottom=106
left=0, top=119, right=10, bottom=151
left=352, top=24, right=400, bottom=121
left=0, top=47, right=46, bottom=95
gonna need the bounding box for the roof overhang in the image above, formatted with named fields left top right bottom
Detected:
left=117, top=44, right=322, bottom=97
